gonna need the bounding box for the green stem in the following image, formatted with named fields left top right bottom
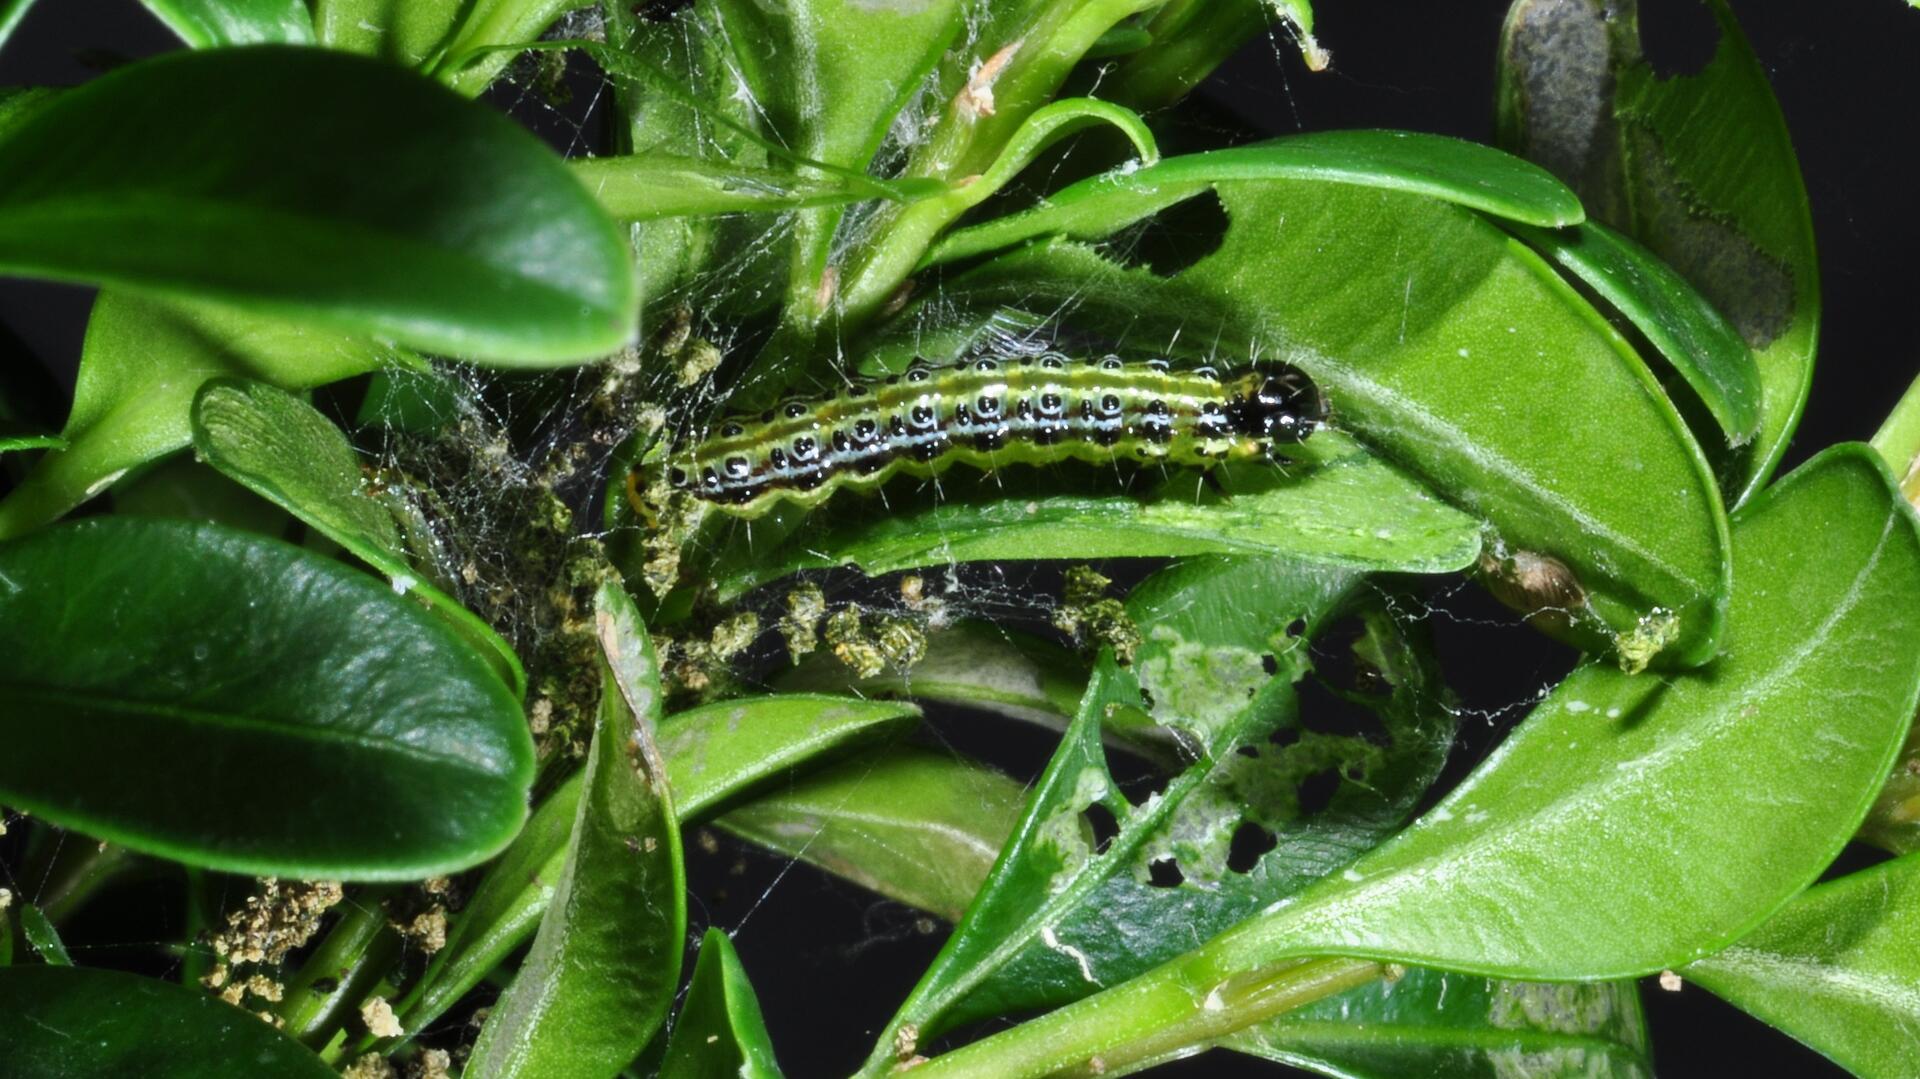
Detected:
left=835, top=96, right=1156, bottom=332
left=904, top=955, right=1380, bottom=1078
left=823, top=0, right=1163, bottom=338
left=1871, top=369, right=1920, bottom=510
left=279, top=887, right=401, bottom=1051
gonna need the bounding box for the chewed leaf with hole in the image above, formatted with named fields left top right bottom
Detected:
left=863, top=555, right=1457, bottom=1068
left=1227, top=967, right=1652, bottom=1078
left=907, top=177, right=1731, bottom=668
left=1498, top=0, right=1817, bottom=507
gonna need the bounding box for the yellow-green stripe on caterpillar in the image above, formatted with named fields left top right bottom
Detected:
left=632, top=354, right=1327, bottom=519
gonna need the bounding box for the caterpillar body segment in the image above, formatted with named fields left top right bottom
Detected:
left=634, top=354, right=1326, bottom=519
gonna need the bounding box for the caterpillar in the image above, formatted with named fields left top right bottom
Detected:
left=632, top=354, right=1327, bottom=519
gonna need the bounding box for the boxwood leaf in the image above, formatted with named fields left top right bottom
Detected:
left=0, top=46, right=636, bottom=363
left=390, top=692, right=913, bottom=1043
left=0, top=517, right=533, bottom=879
left=1685, top=851, right=1920, bottom=1079
left=660, top=928, right=783, bottom=1079
left=190, top=377, right=525, bottom=697
left=1498, top=0, right=1817, bottom=506
left=0, top=966, right=336, bottom=1077
left=1227, top=969, right=1652, bottom=1078
left=0, top=292, right=399, bottom=541
left=137, top=0, right=315, bottom=46
left=466, top=581, right=685, bottom=1078
left=1211, top=444, right=1920, bottom=978
left=928, top=131, right=1586, bottom=268
left=868, top=558, right=1455, bottom=1066
left=902, top=445, right=1920, bottom=1074
left=19, top=904, right=69, bottom=966
left=1511, top=219, right=1760, bottom=443
left=721, top=746, right=1028, bottom=924
left=922, top=177, right=1731, bottom=666
left=705, top=432, right=1483, bottom=601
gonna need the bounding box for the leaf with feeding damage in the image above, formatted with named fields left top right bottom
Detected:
left=1497, top=0, right=1817, bottom=506
left=859, top=555, right=1457, bottom=1073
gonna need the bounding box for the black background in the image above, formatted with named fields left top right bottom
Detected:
left=3, top=2, right=1916, bottom=1077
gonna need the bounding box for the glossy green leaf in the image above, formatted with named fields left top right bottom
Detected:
left=0, top=518, right=533, bottom=879
left=0, top=966, right=336, bottom=1078
left=923, top=178, right=1731, bottom=666
left=1216, top=444, right=1920, bottom=976
left=928, top=131, right=1585, bottom=268
left=467, top=581, right=685, bottom=1078
left=721, top=747, right=1027, bottom=924
left=1685, top=851, right=1920, bottom=1079
left=1228, top=969, right=1652, bottom=1078
left=706, top=432, right=1483, bottom=601
left=1101, top=1, right=1293, bottom=110
left=19, top=904, right=69, bottom=966
left=907, top=445, right=1920, bottom=1077
left=572, top=154, right=876, bottom=221
left=0, top=292, right=399, bottom=540
left=394, top=692, right=910, bottom=1045
left=138, top=0, right=315, bottom=46
left=868, top=558, right=1456, bottom=1068
left=0, top=47, right=636, bottom=363
left=1498, top=0, right=1818, bottom=506
left=190, top=377, right=525, bottom=697
left=1512, top=219, right=1759, bottom=442
left=660, top=928, right=783, bottom=1079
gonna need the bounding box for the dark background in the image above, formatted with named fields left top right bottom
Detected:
left=3, top=2, right=1916, bottom=1077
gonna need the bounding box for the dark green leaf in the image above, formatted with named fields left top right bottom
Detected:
left=0, top=518, right=533, bottom=879
left=721, top=747, right=1027, bottom=924
left=1498, top=0, right=1817, bottom=506
left=660, top=928, right=783, bottom=1079
left=0, top=47, right=636, bottom=363
left=137, top=0, right=314, bottom=46
left=0, top=292, right=399, bottom=541
left=921, top=178, right=1732, bottom=666
left=1512, top=219, right=1759, bottom=442
left=467, top=580, right=685, bottom=1077
left=190, top=377, right=525, bottom=696
left=0, top=966, right=336, bottom=1078
left=706, top=433, right=1483, bottom=602
left=1686, top=851, right=1920, bottom=1079
left=19, top=904, right=69, bottom=966
left=1228, top=969, right=1652, bottom=1078
left=929, top=131, right=1585, bottom=268
left=393, top=692, right=913, bottom=1042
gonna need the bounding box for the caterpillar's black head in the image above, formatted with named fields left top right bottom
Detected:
left=1230, top=362, right=1326, bottom=444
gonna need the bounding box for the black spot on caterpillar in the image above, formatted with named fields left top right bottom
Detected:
left=634, top=354, right=1327, bottom=518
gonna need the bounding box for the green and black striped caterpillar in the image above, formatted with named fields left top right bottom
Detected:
left=631, top=354, right=1327, bottom=519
